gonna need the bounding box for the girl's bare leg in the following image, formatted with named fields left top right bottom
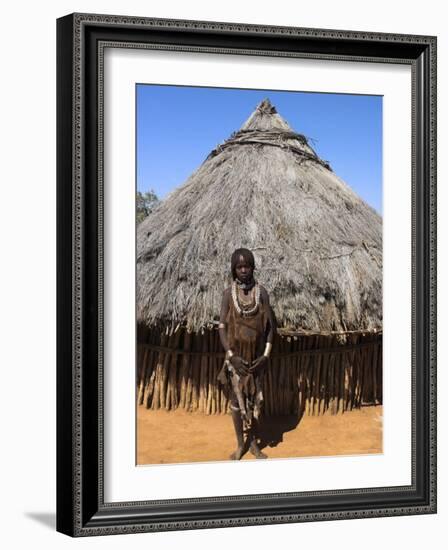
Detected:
left=249, top=418, right=267, bottom=459
left=230, top=408, right=246, bottom=460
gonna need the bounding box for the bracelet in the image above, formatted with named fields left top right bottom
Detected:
left=263, top=342, right=272, bottom=358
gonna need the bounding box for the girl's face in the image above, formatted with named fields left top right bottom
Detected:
left=235, top=256, right=254, bottom=283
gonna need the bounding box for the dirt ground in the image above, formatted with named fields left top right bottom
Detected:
left=137, top=405, right=383, bottom=465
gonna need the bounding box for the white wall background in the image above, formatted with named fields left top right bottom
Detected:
left=0, top=0, right=445, bottom=548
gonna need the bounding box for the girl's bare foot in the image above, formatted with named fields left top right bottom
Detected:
left=249, top=440, right=267, bottom=459
left=230, top=446, right=245, bottom=460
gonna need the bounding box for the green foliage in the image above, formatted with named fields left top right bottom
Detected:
left=136, top=189, right=159, bottom=224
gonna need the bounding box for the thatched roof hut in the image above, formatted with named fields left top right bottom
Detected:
left=137, top=99, right=382, bottom=416
left=137, top=98, right=381, bottom=333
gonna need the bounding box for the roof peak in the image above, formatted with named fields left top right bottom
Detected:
left=240, top=97, right=293, bottom=132
left=256, top=98, right=277, bottom=114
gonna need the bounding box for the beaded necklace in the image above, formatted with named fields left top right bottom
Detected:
left=231, top=280, right=260, bottom=317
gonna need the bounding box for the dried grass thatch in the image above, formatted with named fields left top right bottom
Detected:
left=137, top=98, right=382, bottom=333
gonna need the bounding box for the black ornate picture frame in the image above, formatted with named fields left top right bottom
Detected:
left=56, top=13, right=437, bottom=536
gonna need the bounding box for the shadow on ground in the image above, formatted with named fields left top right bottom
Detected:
left=258, top=411, right=303, bottom=450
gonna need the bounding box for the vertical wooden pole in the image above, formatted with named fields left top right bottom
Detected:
left=199, top=330, right=208, bottom=413
left=377, top=336, right=383, bottom=404
left=314, top=337, right=323, bottom=416
left=290, top=336, right=299, bottom=415
left=304, top=337, right=312, bottom=416
left=167, top=326, right=182, bottom=410
left=144, top=329, right=157, bottom=408
left=150, top=330, right=168, bottom=410
left=338, top=347, right=346, bottom=414
left=179, top=330, right=192, bottom=409
left=206, top=329, right=214, bottom=415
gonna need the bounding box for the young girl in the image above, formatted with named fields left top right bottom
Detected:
left=217, top=248, right=276, bottom=460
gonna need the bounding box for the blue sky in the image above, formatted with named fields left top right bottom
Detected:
left=136, top=85, right=382, bottom=214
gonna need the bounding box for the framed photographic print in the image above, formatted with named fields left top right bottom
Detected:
left=56, top=13, right=437, bottom=536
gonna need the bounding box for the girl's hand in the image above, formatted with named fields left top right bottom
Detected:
left=230, top=355, right=250, bottom=376
left=250, top=355, right=268, bottom=373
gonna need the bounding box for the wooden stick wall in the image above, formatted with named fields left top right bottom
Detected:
left=137, top=326, right=382, bottom=415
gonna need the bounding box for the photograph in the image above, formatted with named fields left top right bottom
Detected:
left=135, top=85, right=383, bottom=465
left=55, top=12, right=436, bottom=535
